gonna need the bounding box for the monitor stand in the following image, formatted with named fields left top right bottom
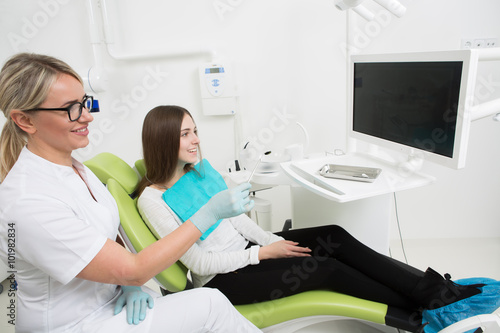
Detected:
left=397, top=150, right=424, bottom=176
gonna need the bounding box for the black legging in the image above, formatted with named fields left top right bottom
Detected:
left=205, top=225, right=425, bottom=310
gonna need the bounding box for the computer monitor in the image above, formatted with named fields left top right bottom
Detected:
left=348, top=50, right=478, bottom=169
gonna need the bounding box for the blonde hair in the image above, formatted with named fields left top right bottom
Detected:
left=0, top=53, right=82, bottom=181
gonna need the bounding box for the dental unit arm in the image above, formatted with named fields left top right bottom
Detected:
left=470, top=48, right=500, bottom=122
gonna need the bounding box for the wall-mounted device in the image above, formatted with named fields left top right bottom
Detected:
left=198, top=63, right=237, bottom=116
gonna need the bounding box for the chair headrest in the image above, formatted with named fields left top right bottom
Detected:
left=84, top=152, right=139, bottom=194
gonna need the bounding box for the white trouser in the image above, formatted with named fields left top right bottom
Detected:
left=81, top=287, right=261, bottom=333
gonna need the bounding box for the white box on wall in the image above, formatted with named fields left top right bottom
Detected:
left=198, top=63, right=237, bottom=116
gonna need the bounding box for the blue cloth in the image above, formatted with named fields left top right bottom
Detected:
left=422, top=278, right=500, bottom=333
left=162, top=159, right=227, bottom=240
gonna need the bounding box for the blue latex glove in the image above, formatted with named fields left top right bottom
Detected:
left=114, top=286, right=154, bottom=325
left=190, top=182, right=255, bottom=233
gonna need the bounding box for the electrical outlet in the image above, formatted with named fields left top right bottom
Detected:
left=486, top=38, right=498, bottom=48
left=474, top=39, right=485, bottom=48
left=461, top=37, right=498, bottom=49
left=461, top=39, right=473, bottom=49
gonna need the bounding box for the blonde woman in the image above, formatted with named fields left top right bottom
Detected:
left=0, top=53, right=260, bottom=333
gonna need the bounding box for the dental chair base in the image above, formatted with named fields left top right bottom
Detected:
left=261, top=315, right=401, bottom=333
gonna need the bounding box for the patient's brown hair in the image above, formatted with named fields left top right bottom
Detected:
left=135, top=105, right=201, bottom=197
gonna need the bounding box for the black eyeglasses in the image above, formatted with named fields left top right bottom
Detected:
left=23, top=95, right=99, bottom=122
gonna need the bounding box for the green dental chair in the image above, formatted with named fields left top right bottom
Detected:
left=84, top=152, right=420, bottom=332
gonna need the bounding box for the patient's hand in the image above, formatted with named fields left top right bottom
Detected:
left=258, top=240, right=311, bottom=260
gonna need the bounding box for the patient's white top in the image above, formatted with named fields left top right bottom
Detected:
left=138, top=186, right=283, bottom=287
left=0, top=148, right=120, bottom=332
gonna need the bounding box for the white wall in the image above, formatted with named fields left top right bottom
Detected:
left=0, top=0, right=499, bottom=239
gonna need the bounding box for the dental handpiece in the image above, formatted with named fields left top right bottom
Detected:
left=247, top=151, right=271, bottom=183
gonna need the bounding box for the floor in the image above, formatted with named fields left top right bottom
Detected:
left=1, top=237, right=499, bottom=332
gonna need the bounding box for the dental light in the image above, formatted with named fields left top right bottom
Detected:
left=334, top=0, right=406, bottom=21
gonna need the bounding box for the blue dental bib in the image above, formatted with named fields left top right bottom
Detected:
left=162, top=159, right=227, bottom=240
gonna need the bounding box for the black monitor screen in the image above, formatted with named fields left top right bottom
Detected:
left=353, top=61, right=463, bottom=158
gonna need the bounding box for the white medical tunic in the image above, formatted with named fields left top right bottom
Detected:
left=0, top=147, right=120, bottom=332
left=0, top=148, right=263, bottom=333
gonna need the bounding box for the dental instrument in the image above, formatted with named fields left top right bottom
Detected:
left=247, top=151, right=271, bottom=183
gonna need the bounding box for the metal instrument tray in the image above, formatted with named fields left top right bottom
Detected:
left=319, top=164, right=381, bottom=183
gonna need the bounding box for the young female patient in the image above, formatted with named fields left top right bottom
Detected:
left=136, top=105, right=491, bottom=332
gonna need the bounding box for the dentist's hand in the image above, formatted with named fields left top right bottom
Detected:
left=114, top=286, right=154, bottom=325
left=190, top=182, right=254, bottom=233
